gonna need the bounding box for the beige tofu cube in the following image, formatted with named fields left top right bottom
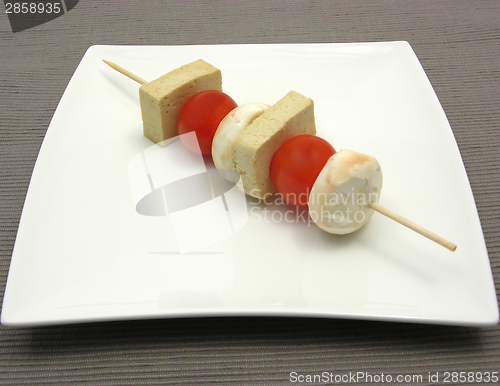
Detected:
left=139, top=59, right=222, bottom=145
left=232, top=91, right=316, bottom=199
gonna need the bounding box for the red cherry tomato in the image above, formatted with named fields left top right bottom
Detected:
left=270, top=135, right=336, bottom=207
left=177, top=90, right=238, bottom=156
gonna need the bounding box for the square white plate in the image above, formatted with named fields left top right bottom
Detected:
left=2, top=42, right=498, bottom=327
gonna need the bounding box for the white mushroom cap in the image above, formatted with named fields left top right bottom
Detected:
left=212, top=102, right=270, bottom=181
left=308, top=149, right=383, bottom=235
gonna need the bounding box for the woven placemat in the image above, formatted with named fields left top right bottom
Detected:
left=1, top=1, right=498, bottom=384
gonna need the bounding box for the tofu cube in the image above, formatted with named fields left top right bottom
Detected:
left=139, top=59, right=222, bottom=145
left=232, top=91, right=316, bottom=199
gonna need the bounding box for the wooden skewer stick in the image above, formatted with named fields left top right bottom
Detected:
left=369, top=202, right=457, bottom=252
left=103, top=59, right=457, bottom=252
left=102, top=60, right=148, bottom=86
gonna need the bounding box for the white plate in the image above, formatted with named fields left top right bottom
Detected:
left=1, top=42, right=498, bottom=327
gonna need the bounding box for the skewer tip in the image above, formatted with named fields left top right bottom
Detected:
left=369, top=202, right=457, bottom=252
left=102, top=59, right=148, bottom=86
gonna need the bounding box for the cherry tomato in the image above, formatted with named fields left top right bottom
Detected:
left=177, top=90, right=238, bottom=156
left=270, top=135, right=336, bottom=207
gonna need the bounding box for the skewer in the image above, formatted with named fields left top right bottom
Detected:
left=370, top=202, right=457, bottom=252
left=103, top=59, right=457, bottom=252
left=102, top=60, right=148, bottom=85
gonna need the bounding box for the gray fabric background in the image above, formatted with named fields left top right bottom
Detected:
left=1, top=1, right=499, bottom=384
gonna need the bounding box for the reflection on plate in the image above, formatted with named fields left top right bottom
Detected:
left=1, top=42, right=498, bottom=327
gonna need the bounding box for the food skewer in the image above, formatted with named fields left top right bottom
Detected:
left=103, top=59, right=457, bottom=252
left=369, top=202, right=456, bottom=251
left=103, top=60, right=148, bottom=85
